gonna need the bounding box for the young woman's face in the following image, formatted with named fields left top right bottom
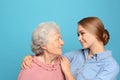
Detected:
left=77, top=25, right=98, bottom=49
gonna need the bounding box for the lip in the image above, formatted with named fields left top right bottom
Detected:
left=58, top=47, right=62, bottom=49
left=59, top=48, right=62, bottom=50
left=80, top=42, right=85, bottom=46
left=80, top=41, right=84, bottom=44
left=57, top=48, right=62, bottom=50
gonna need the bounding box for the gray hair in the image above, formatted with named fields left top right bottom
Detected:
left=31, top=22, right=60, bottom=55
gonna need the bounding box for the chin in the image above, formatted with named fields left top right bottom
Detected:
left=55, top=52, right=62, bottom=56
left=82, top=46, right=88, bottom=49
left=58, top=52, right=62, bottom=55
left=58, top=50, right=62, bottom=55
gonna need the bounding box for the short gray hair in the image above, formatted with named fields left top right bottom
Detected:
left=31, top=22, right=60, bottom=55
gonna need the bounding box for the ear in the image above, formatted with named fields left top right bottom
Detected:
left=40, top=45, right=47, bottom=50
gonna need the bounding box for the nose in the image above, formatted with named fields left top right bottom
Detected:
left=60, top=39, right=64, bottom=45
left=78, top=35, right=81, bottom=41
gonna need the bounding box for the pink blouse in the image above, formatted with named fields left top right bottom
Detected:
left=18, top=56, right=64, bottom=80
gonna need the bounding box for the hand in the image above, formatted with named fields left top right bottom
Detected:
left=60, top=57, right=71, bottom=74
left=60, top=57, right=75, bottom=80
left=21, top=55, right=33, bottom=69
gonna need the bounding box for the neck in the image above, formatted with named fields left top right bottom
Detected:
left=38, top=52, right=58, bottom=64
left=88, top=41, right=105, bottom=58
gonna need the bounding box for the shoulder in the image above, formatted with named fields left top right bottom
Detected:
left=99, top=50, right=119, bottom=74
left=63, top=49, right=83, bottom=56
left=63, top=49, right=88, bottom=62
left=63, top=49, right=88, bottom=56
left=106, top=56, right=119, bottom=71
left=100, top=50, right=118, bottom=64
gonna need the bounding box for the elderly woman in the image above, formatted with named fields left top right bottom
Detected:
left=18, top=22, right=74, bottom=80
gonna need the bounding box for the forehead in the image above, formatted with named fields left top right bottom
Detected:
left=77, top=25, right=86, bottom=32
left=48, top=30, right=61, bottom=37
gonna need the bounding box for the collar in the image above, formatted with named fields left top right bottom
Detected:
left=83, top=49, right=112, bottom=61
left=33, top=56, right=60, bottom=71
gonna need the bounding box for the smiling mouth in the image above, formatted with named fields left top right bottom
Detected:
left=59, top=48, right=62, bottom=50
left=80, top=42, right=85, bottom=46
left=80, top=42, right=83, bottom=44
left=58, top=47, right=62, bottom=49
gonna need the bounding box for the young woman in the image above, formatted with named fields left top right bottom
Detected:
left=21, top=17, right=119, bottom=80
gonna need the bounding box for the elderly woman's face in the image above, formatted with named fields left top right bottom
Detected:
left=44, top=31, right=64, bottom=56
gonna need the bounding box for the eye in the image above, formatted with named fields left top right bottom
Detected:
left=77, top=32, right=80, bottom=37
left=59, top=37, right=63, bottom=41
left=77, top=32, right=85, bottom=37
left=56, top=37, right=62, bottom=42
left=81, top=32, right=85, bottom=35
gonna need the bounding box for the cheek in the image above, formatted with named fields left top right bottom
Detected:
left=50, top=44, right=58, bottom=51
left=87, top=37, right=96, bottom=46
left=47, top=43, right=56, bottom=51
left=83, top=35, right=90, bottom=41
left=83, top=36, right=94, bottom=45
left=85, top=34, right=94, bottom=41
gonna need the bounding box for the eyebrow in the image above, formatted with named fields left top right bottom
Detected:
left=78, top=30, right=84, bottom=33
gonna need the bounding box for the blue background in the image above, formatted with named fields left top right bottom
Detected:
left=0, top=0, right=120, bottom=80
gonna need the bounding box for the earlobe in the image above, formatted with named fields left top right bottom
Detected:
left=40, top=45, right=47, bottom=50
